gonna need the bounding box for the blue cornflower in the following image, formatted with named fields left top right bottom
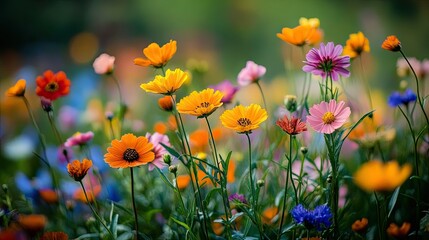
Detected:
left=388, top=89, right=417, bottom=107
left=291, top=204, right=332, bottom=231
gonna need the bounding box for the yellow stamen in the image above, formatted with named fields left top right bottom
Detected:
left=45, top=82, right=59, bottom=92
left=322, top=112, right=335, bottom=124
left=237, top=118, right=252, bottom=127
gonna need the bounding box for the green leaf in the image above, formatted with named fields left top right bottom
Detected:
left=388, top=187, right=400, bottom=218
left=160, top=142, right=181, bottom=159
left=110, top=214, right=119, bottom=238
left=75, top=233, right=100, bottom=239
left=341, top=110, right=375, bottom=142
left=155, top=167, right=176, bottom=190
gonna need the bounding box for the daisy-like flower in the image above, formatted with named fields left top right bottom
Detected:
left=277, top=25, right=322, bottom=47
left=303, top=42, right=350, bottom=81
left=276, top=115, right=307, bottom=135
left=36, top=70, right=71, bottom=101
left=381, top=35, right=401, bottom=52
left=17, top=214, right=47, bottom=233
left=145, top=132, right=170, bottom=171
left=176, top=88, right=223, bottom=118
left=134, top=40, right=177, bottom=68
left=209, top=80, right=239, bottom=104
left=343, top=32, right=370, bottom=59
left=64, top=131, right=94, bottom=147
left=40, top=231, right=69, bottom=240
left=104, top=133, right=155, bottom=168
left=219, top=104, right=267, bottom=134
left=351, top=218, right=368, bottom=233
left=93, top=53, right=115, bottom=75
left=353, top=160, right=412, bottom=192
left=388, top=89, right=417, bottom=107
left=237, top=61, right=266, bottom=86
left=6, top=79, right=26, bottom=97
left=140, top=68, right=188, bottom=95
left=67, top=158, right=93, bottom=181
left=306, top=99, right=351, bottom=134
left=387, top=222, right=411, bottom=238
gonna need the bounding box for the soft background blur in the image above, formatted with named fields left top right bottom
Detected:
left=1, top=0, right=429, bottom=183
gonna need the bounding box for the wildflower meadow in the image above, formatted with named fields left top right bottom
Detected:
left=1, top=2, right=429, bottom=240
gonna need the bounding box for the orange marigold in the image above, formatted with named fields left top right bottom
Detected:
left=382, top=35, right=401, bottom=52
left=104, top=133, right=155, bottom=168
left=36, top=70, right=71, bottom=101
left=40, top=231, right=69, bottom=240
left=6, top=79, right=26, bottom=97
left=134, top=40, right=177, bottom=68
left=17, top=214, right=47, bottom=233
left=352, top=218, right=368, bottom=233
left=67, top=158, right=93, bottom=181
left=387, top=222, right=411, bottom=238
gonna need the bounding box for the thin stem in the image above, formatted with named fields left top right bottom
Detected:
left=374, top=192, right=384, bottom=240
left=277, top=148, right=291, bottom=239
left=110, top=73, right=124, bottom=135
left=358, top=55, right=373, bottom=110
left=288, top=135, right=299, bottom=205
left=130, top=168, right=139, bottom=240
left=108, top=118, right=116, bottom=140
left=79, top=181, right=114, bottom=239
left=172, top=171, right=187, bottom=213
left=399, top=50, right=429, bottom=127
left=256, top=81, right=267, bottom=112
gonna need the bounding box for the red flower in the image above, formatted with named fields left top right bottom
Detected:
left=276, top=115, right=307, bottom=135
left=36, top=70, right=71, bottom=101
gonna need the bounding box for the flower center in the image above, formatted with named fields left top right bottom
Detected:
left=237, top=118, right=252, bottom=127
left=45, top=81, right=59, bottom=92
left=199, top=102, right=210, bottom=108
left=318, top=59, right=333, bottom=73
left=322, top=112, right=335, bottom=124
left=123, top=148, right=139, bottom=162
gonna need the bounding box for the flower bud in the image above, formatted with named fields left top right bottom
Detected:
left=41, top=97, right=53, bottom=112
left=284, top=95, right=298, bottom=112
left=327, top=174, right=332, bottom=183
left=257, top=179, right=265, bottom=187
left=169, top=165, right=178, bottom=174
left=105, top=111, right=114, bottom=121
left=300, top=147, right=308, bottom=155
left=158, top=96, right=174, bottom=112
left=163, top=154, right=172, bottom=165
left=399, top=80, right=408, bottom=91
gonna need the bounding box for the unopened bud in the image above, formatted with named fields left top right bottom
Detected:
left=105, top=111, right=114, bottom=121
left=169, top=165, right=178, bottom=174
left=163, top=154, right=171, bottom=165
left=399, top=80, right=408, bottom=91
left=284, top=95, right=298, bottom=112
left=327, top=175, right=332, bottom=183
left=41, top=97, right=53, bottom=112
left=300, top=147, right=308, bottom=155
left=257, top=179, right=265, bottom=187
left=158, top=96, right=174, bottom=112
left=2, top=184, right=8, bottom=193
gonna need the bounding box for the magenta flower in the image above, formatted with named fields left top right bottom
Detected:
left=237, top=61, right=266, bottom=86
left=64, top=131, right=94, bottom=147
left=93, top=53, right=115, bottom=75
left=303, top=42, right=350, bottom=81
left=146, top=132, right=170, bottom=171
left=306, top=99, right=351, bottom=134
left=209, top=80, right=239, bottom=104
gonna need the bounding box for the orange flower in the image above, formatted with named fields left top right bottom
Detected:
left=352, top=218, right=368, bottom=233
left=227, top=159, right=236, bottom=183
left=134, top=40, right=177, bottom=68
left=176, top=88, right=223, bottom=118
left=353, top=160, right=412, bottom=192
left=74, top=184, right=101, bottom=203
left=176, top=175, right=191, bottom=190
left=158, top=96, right=174, bottom=111
left=67, top=158, right=93, bottom=181
left=261, top=206, right=279, bottom=225
left=154, top=122, right=168, bottom=134
left=343, top=32, right=370, bottom=58
left=212, top=220, right=225, bottom=236
left=190, top=129, right=210, bottom=152
left=382, top=35, right=401, bottom=52
left=17, top=214, right=47, bottom=233
left=40, top=231, right=69, bottom=240
left=104, top=133, right=155, bottom=168
left=39, top=189, right=59, bottom=204
left=36, top=70, right=71, bottom=101
left=6, top=79, right=26, bottom=97
left=277, top=25, right=322, bottom=46
left=276, top=115, right=307, bottom=135
left=387, top=222, right=411, bottom=238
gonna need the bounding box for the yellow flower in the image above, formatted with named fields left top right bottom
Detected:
left=134, top=40, right=177, bottom=68
left=176, top=88, right=223, bottom=118
left=299, top=17, right=320, bottom=28
left=67, top=158, right=93, bottom=181
left=220, top=104, right=267, bottom=134
left=277, top=25, right=322, bottom=46
left=343, top=32, right=370, bottom=58
left=353, top=160, right=412, bottom=192
left=6, top=79, right=26, bottom=97
left=140, top=68, right=188, bottom=95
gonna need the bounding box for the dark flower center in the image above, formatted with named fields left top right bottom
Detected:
left=45, top=81, right=59, bottom=92
left=123, top=148, right=139, bottom=162
left=198, top=102, right=210, bottom=108
left=318, top=59, right=333, bottom=73
left=237, top=118, right=252, bottom=127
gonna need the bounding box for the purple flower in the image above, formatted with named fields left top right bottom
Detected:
left=291, top=204, right=332, bottom=231
left=64, top=131, right=94, bottom=147
left=146, top=132, right=170, bottom=171
left=303, top=42, right=350, bottom=81
left=209, top=80, right=239, bottom=104
left=237, top=61, right=266, bottom=86
left=228, top=193, right=248, bottom=204
left=388, top=89, right=417, bottom=107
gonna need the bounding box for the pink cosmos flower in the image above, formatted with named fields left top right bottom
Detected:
left=146, top=132, right=170, bottom=171
left=237, top=61, right=266, bottom=86
left=306, top=99, right=351, bottom=134
left=93, top=53, right=115, bottom=75
left=303, top=42, right=350, bottom=81
left=209, top=80, right=239, bottom=104
left=64, top=131, right=94, bottom=147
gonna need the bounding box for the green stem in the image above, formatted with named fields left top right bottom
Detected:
left=374, top=192, right=384, bottom=240
left=277, top=146, right=291, bottom=239
left=358, top=55, right=373, bottom=110
left=256, top=81, right=267, bottom=112
left=130, top=168, right=139, bottom=240
left=111, top=73, right=124, bottom=135
left=46, top=111, right=64, bottom=147
left=79, top=181, right=114, bottom=239
left=173, top=172, right=187, bottom=214
left=288, top=135, right=299, bottom=205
